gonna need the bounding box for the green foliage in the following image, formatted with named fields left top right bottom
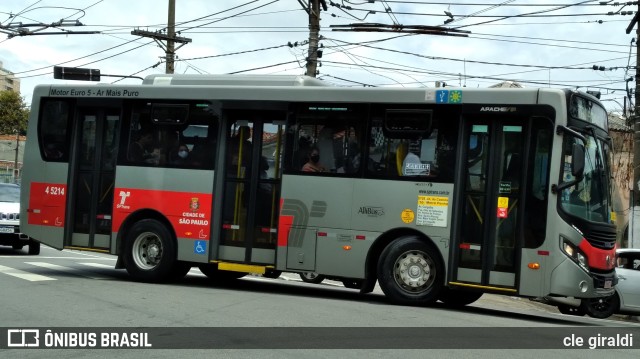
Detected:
left=0, top=90, right=29, bottom=135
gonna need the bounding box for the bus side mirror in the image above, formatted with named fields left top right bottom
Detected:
left=551, top=125, right=586, bottom=194
left=571, top=143, right=585, bottom=178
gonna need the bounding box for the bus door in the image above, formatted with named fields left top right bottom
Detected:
left=453, top=119, right=526, bottom=290
left=68, top=108, right=120, bottom=250
left=217, top=111, right=285, bottom=265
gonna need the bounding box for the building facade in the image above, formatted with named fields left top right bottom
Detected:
left=0, top=60, right=20, bottom=93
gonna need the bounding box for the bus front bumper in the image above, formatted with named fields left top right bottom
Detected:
left=548, top=257, right=616, bottom=299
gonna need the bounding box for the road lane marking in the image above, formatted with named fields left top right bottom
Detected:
left=25, top=262, right=110, bottom=280
left=78, top=262, right=116, bottom=269
left=0, top=256, right=115, bottom=260
left=0, top=264, right=57, bottom=282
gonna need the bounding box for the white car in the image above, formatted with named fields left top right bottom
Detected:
left=554, top=248, right=640, bottom=319
left=0, top=183, right=40, bottom=255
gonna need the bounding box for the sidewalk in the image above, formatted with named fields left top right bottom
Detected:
left=476, top=293, right=640, bottom=323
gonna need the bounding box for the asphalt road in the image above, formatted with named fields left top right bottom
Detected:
left=1, top=245, right=638, bottom=358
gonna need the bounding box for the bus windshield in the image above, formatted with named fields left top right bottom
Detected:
left=560, top=132, right=612, bottom=224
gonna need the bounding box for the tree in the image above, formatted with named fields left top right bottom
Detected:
left=0, top=90, right=29, bottom=135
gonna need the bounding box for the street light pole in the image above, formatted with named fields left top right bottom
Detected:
left=626, top=6, right=640, bottom=248
left=13, top=130, right=19, bottom=183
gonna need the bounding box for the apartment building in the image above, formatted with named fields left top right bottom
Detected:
left=0, top=60, right=20, bottom=93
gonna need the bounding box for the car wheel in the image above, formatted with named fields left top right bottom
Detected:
left=28, top=242, right=40, bottom=255
left=557, top=304, right=585, bottom=316
left=299, top=272, right=325, bottom=284
left=580, top=292, right=620, bottom=319
left=377, top=236, right=443, bottom=306
left=122, top=219, right=176, bottom=282
left=438, top=288, right=483, bottom=307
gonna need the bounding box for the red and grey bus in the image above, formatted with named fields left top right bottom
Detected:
left=20, top=74, right=617, bottom=306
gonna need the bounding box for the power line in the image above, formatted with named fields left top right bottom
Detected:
left=321, top=60, right=627, bottom=90
left=324, top=37, right=632, bottom=71
left=344, top=0, right=610, bottom=6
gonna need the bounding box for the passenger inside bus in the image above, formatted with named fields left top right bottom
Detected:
left=302, top=146, right=328, bottom=172
left=128, top=130, right=160, bottom=165
left=292, top=135, right=312, bottom=170
left=317, top=126, right=336, bottom=172
left=171, top=143, right=191, bottom=166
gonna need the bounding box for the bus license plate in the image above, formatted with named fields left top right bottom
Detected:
left=0, top=226, right=15, bottom=233
left=604, top=279, right=612, bottom=289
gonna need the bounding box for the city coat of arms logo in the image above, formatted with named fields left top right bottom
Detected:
left=190, top=197, right=200, bottom=212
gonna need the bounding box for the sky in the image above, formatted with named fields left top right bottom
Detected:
left=0, top=0, right=637, bottom=114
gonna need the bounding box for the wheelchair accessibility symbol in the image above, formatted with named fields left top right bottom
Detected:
left=194, top=240, right=207, bottom=255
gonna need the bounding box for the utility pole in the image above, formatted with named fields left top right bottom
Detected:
left=131, top=0, right=191, bottom=74
left=305, top=0, right=321, bottom=77
left=166, top=0, right=176, bottom=74
left=627, top=5, right=640, bottom=248
left=13, top=130, right=19, bottom=183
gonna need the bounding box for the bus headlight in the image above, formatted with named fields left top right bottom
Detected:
left=561, top=238, right=589, bottom=272
left=563, top=242, right=575, bottom=257
left=577, top=252, right=589, bottom=271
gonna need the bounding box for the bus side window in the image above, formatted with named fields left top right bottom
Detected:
left=294, top=125, right=362, bottom=175
left=40, top=100, right=71, bottom=162
left=366, top=106, right=456, bottom=181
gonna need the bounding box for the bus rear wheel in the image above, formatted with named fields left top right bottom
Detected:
left=123, top=219, right=176, bottom=282
left=377, top=236, right=443, bottom=306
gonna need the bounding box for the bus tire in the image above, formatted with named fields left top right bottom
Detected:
left=198, top=264, right=247, bottom=281
left=122, top=219, right=176, bottom=282
left=579, top=292, right=619, bottom=319
left=377, top=236, right=443, bottom=306
left=299, top=272, right=325, bottom=284
left=438, top=288, right=483, bottom=307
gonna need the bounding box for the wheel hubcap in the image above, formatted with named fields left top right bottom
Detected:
left=393, top=250, right=434, bottom=293
left=132, top=232, right=163, bottom=270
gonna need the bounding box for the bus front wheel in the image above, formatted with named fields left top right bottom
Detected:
left=123, top=219, right=177, bottom=282
left=377, top=236, right=443, bottom=306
